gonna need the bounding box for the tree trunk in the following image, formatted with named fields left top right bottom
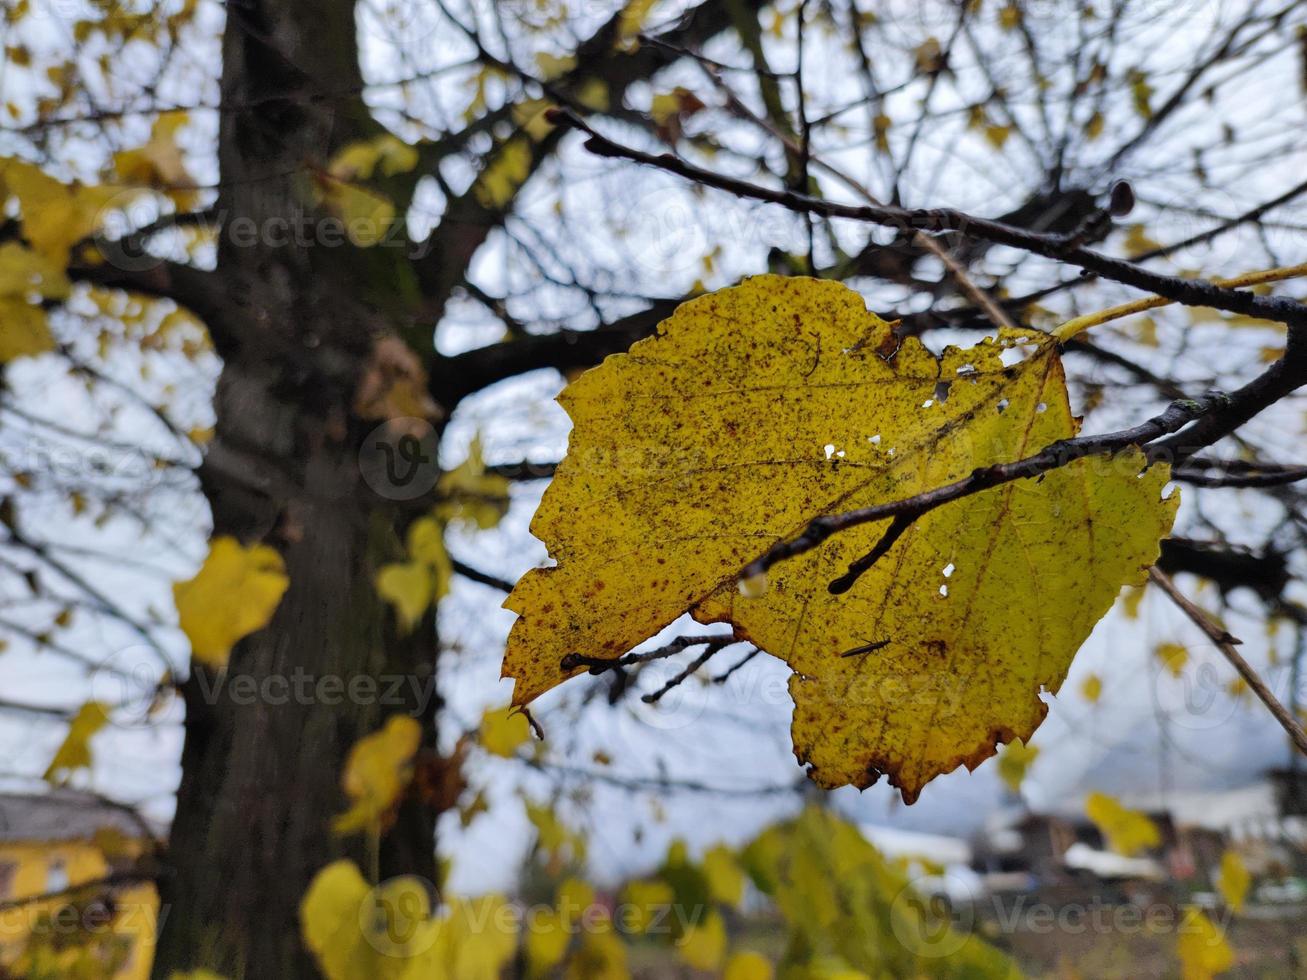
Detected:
left=152, top=1, right=441, bottom=975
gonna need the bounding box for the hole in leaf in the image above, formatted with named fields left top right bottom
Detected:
left=939, top=584, right=949, bottom=597
left=1000, top=348, right=1024, bottom=367
left=1036, top=402, right=1047, bottom=413
left=943, top=563, right=955, bottom=577
left=996, top=398, right=1010, bottom=413
left=934, top=380, right=952, bottom=403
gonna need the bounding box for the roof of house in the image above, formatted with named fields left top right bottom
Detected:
left=0, top=790, right=148, bottom=844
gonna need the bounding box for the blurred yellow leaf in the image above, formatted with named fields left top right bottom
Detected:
left=1129, top=69, right=1154, bottom=119
left=317, top=177, right=395, bottom=246
left=1123, top=223, right=1161, bottom=257
left=526, top=907, right=570, bottom=977
left=376, top=561, right=434, bottom=633
left=1080, top=673, right=1103, bottom=703
left=0, top=158, right=125, bottom=263
left=473, top=137, right=533, bottom=209
left=558, top=877, right=596, bottom=927
left=678, top=910, right=726, bottom=972
left=1085, top=792, right=1159, bottom=856
left=113, top=110, right=198, bottom=207
left=43, top=701, right=109, bottom=783
left=703, top=844, right=745, bottom=906
left=724, top=951, right=773, bottom=980
left=565, top=919, right=627, bottom=980
left=0, top=241, right=70, bottom=362
left=1121, top=582, right=1147, bottom=618
left=302, top=861, right=514, bottom=980
left=1177, top=906, right=1234, bottom=980
left=377, top=516, right=452, bottom=633
left=1217, top=850, right=1250, bottom=913
left=995, top=738, right=1039, bottom=793
left=173, top=537, right=289, bottom=668
left=329, top=133, right=418, bottom=181
left=620, top=879, right=675, bottom=934
left=984, top=124, right=1012, bottom=149
left=616, top=0, right=655, bottom=46
left=333, top=715, right=422, bottom=836
left=575, top=79, right=610, bottom=112
left=513, top=99, right=557, bottom=141
left=873, top=113, right=891, bottom=152
left=437, top=437, right=510, bottom=530
left=479, top=704, right=531, bottom=757
left=1155, top=642, right=1188, bottom=678
left=534, top=52, right=576, bottom=79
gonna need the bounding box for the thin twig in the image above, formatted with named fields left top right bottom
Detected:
left=712, top=646, right=761, bottom=683
left=641, top=640, right=731, bottom=703
left=1149, top=567, right=1307, bottom=756
left=1172, top=462, right=1307, bottom=488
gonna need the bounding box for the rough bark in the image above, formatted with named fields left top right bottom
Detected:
left=152, top=1, right=440, bottom=975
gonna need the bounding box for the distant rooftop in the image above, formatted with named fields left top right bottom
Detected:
left=0, top=790, right=150, bottom=844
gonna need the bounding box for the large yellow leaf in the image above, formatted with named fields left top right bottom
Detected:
left=173, top=536, right=289, bottom=668
left=502, top=275, right=1176, bottom=800
left=333, top=715, right=423, bottom=836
